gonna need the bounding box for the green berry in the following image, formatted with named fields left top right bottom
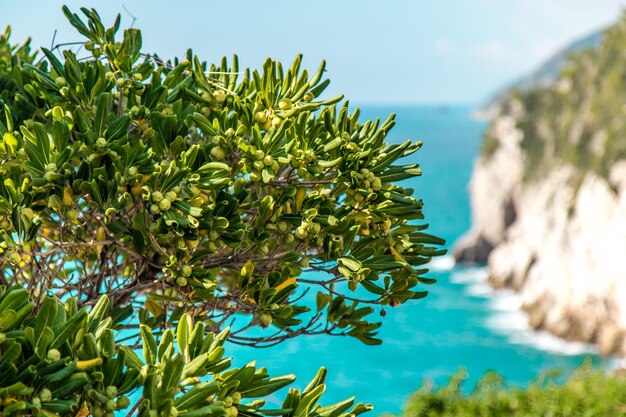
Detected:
left=231, top=392, right=242, bottom=404
left=105, top=386, right=118, bottom=399
left=176, top=277, right=188, bottom=287
left=47, top=349, right=61, bottom=361
left=263, top=155, right=273, bottom=166
left=211, top=146, right=226, bottom=160
left=105, top=398, right=117, bottom=411
left=181, top=265, right=192, bottom=277
left=96, top=137, right=107, bottom=148
left=165, top=191, right=177, bottom=201
left=151, top=191, right=163, bottom=203
left=116, top=396, right=131, bottom=409
left=39, top=388, right=52, bottom=402
left=159, top=198, right=171, bottom=211
left=150, top=204, right=160, bottom=215
left=254, top=111, right=268, bottom=123
left=258, top=313, right=272, bottom=328
left=278, top=98, right=292, bottom=110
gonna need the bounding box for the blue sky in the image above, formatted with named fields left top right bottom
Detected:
left=2, top=1, right=625, bottom=105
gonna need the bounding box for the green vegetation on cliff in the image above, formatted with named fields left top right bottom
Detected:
left=482, top=16, right=626, bottom=180
left=392, top=362, right=626, bottom=417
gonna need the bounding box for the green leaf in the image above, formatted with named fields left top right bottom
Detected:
left=140, top=324, right=157, bottom=365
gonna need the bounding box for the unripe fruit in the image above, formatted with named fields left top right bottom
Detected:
left=300, top=257, right=310, bottom=267
left=278, top=98, right=292, bottom=110
left=258, top=313, right=272, bottom=328
left=159, top=198, right=171, bottom=211
left=229, top=406, right=239, bottom=417
left=39, top=388, right=52, bottom=402
left=254, top=111, right=268, bottom=123
left=117, top=396, right=131, bottom=409
left=263, top=155, right=273, bottom=166
left=231, top=392, right=242, bottom=404
left=253, top=161, right=264, bottom=171
left=105, top=399, right=117, bottom=411
left=55, top=77, right=66, bottom=87
left=96, top=137, right=107, bottom=148
left=8, top=251, right=22, bottom=265
left=131, top=182, right=143, bottom=196
left=214, top=90, right=226, bottom=103
left=176, top=277, right=188, bottom=287
left=0, top=333, right=5, bottom=344
left=225, top=128, right=235, bottom=137
left=303, top=92, right=314, bottom=101
left=271, top=117, right=282, bottom=127
left=105, top=386, right=118, bottom=399
left=254, top=150, right=265, bottom=160
left=84, top=41, right=94, bottom=51
left=261, top=120, right=272, bottom=131
left=47, top=349, right=61, bottom=361
left=116, top=78, right=126, bottom=87
left=150, top=205, right=160, bottom=215
left=165, top=191, right=177, bottom=201
left=209, top=231, right=220, bottom=241
left=224, top=396, right=233, bottom=407
left=92, top=407, right=105, bottom=417
left=277, top=221, right=289, bottom=232
left=151, top=191, right=163, bottom=203
left=211, top=147, right=225, bottom=160
left=181, top=265, right=192, bottom=277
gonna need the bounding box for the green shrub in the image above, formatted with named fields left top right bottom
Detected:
left=0, top=5, right=444, bottom=416
left=391, top=363, right=626, bottom=417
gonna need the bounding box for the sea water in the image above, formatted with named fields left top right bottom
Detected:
left=225, top=106, right=603, bottom=414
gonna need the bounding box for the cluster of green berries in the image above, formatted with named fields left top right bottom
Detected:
left=88, top=385, right=130, bottom=417
left=223, top=391, right=242, bottom=417
left=149, top=190, right=178, bottom=215
left=169, top=264, right=193, bottom=287
left=294, top=220, right=321, bottom=240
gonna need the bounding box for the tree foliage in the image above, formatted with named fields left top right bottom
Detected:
left=0, top=6, right=444, bottom=416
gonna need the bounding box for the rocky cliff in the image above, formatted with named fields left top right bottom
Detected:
left=455, top=18, right=626, bottom=355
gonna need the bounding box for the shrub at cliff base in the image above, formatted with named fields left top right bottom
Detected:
left=0, top=6, right=445, bottom=417
left=390, top=363, right=626, bottom=417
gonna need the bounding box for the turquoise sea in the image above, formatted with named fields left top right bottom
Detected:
left=226, top=105, right=603, bottom=414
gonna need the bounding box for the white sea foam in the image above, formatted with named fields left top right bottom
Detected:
left=429, top=255, right=456, bottom=272
left=449, top=267, right=488, bottom=284
left=448, top=264, right=598, bottom=356
left=484, top=287, right=597, bottom=356
left=465, top=282, right=494, bottom=297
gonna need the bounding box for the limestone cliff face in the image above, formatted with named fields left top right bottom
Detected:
left=455, top=104, right=626, bottom=355
left=454, top=15, right=626, bottom=355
